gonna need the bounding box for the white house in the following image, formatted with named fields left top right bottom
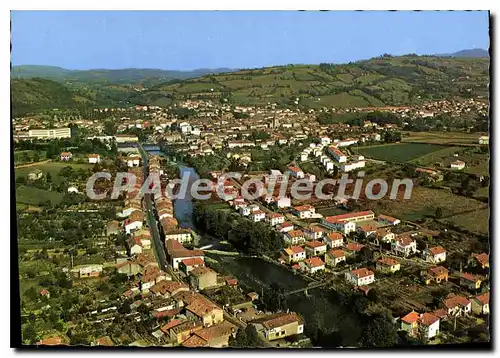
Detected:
left=299, top=257, right=325, bottom=274
left=125, top=219, right=143, bottom=234
left=275, top=197, right=291, bottom=209
left=282, top=246, right=306, bottom=264
left=67, top=186, right=79, bottom=194
left=392, top=236, right=417, bottom=257
left=304, top=241, right=327, bottom=258
left=88, top=154, right=101, bottom=164
left=287, top=166, right=305, bottom=179
left=285, top=230, right=306, bottom=246
left=324, top=232, right=344, bottom=248
left=443, top=295, right=471, bottom=316
left=322, top=218, right=356, bottom=235
left=127, top=155, right=141, bottom=167
left=423, top=246, right=447, bottom=263
left=345, top=268, right=375, bottom=286
left=450, top=160, right=466, bottom=170
left=266, top=212, right=285, bottom=226
left=377, top=214, right=401, bottom=226
left=250, top=210, right=266, bottom=222
left=304, top=226, right=324, bottom=241
left=292, top=205, right=315, bottom=219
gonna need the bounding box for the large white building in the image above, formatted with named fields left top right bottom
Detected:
left=327, top=146, right=347, bottom=163
left=322, top=211, right=375, bottom=235
left=28, top=127, right=71, bottom=139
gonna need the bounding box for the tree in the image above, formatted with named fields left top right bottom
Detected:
left=229, top=325, right=265, bottom=348
left=435, top=207, right=443, bottom=219
left=361, top=314, right=398, bottom=347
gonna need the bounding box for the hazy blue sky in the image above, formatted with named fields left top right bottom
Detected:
left=11, top=11, right=489, bottom=70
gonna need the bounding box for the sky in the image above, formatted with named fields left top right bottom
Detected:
left=11, top=11, right=490, bottom=71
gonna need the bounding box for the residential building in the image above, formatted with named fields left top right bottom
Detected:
left=299, top=257, right=325, bottom=274
left=324, top=232, right=344, bottom=248
left=423, top=246, right=447, bottom=263
left=304, top=240, right=327, bottom=258
left=88, top=154, right=101, bottom=164
left=470, top=253, right=489, bottom=269
left=251, top=312, right=304, bottom=341
left=277, top=221, right=294, bottom=233
left=345, top=268, right=375, bottom=286
left=460, top=272, right=482, bottom=291
left=266, top=212, right=285, bottom=226
left=287, top=166, right=305, bottom=179
left=322, top=210, right=375, bottom=235
left=325, top=249, right=346, bottom=267
left=327, top=146, right=347, bottom=163
left=185, top=297, right=224, bottom=327
left=285, top=230, right=306, bottom=246
left=377, top=214, right=401, bottom=226
left=376, top=257, right=401, bottom=273
left=60, top=152, right=72, bottom=161
left=179, top=258, right=205, bottom=274
left=292, top=205, right=315, bottom=219
left=250, top=210, right=266, bottom=222
left=391, top=235, right=417, bottom=257
left=189, top=266, right=218, bottom=291
left=443, top=295, right=471, bottom=316
left=450, top=160, right=466, bottom=170
left=304, top=226, right=324, bottom=241
left=282, top=246, right=306, bottom=264
left=423, top=266, right=449, bottom=284
left=471, top=291, right=490, bottom=315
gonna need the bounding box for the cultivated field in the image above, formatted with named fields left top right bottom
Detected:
left=441, top=207, right=490, bottom=236
left=364, top=186, right=488, bottom=223
left=402, top=131, right=485, bottom=146
left=358, top=143, right=444, bottom=162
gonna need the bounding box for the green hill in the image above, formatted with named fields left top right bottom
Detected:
left=141, top=55, right=489, bottom=108
left=11, top=65, right=237, bottom=86
left=11, top=78, right=99, bottom=116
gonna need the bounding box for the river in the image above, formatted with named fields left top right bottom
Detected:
left=150, top=146, right=362, bottom=346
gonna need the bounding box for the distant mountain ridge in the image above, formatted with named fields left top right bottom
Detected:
left=437, top=48, right=489, bottom=58
left=10, top=65, right=239, bottom=85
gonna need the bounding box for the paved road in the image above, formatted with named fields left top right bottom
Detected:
left=138, top=144, right=167, bottom=271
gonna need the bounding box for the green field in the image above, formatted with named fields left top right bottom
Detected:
left=16, top=185, right=64, bottom=205
left=15, top=162, right=93, bottom=184
left=358, top=143, right=445, bottom=162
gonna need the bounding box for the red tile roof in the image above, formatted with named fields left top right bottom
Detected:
left=428, top=246, right=446, bottom=255
left=327, top=232, right=343, bottom=240
left=182, top=334, right=208, bottom=348
left=419, top=313, right=440, bottom=327
left=350, top=268, right=374, bottom=278
left=305, top=240, right=326, bottom=248
left=345, top=242, right=365, bottom=252
left=324, top=210, right=374, bottom=224
left=474, top=291, right=490, bottom=305
left=328, top=249, right=345, bottom=258
left=401, top=311, right=419, bottom=324
left=444, top=295, right=470, bottom=309
left=304, top=257, right=324, bottom=268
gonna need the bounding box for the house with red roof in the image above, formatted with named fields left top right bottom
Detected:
left=460, top=272, right=482, bottom=291
left=471, top=291, right=490, bottom=315
left=265, top=212, right=285, bottom=226
left=324, top=232, right=344, bottom=248
left=304, top=240, right=327, bottom=258
left=423, top=246, right=447, bottom=263
left=391, top=235, right=417, bottom=257
left=469, top=253, right=489, bottom=269
left=400, top=311, right=440, bottom=340
left=285, top=229, right=306, bottom=246
left=443, top=294, right=471, bottom=316
left=325, top=249, right=346, bottom=267
left=283, top=246, right=306, bottom=264
left=292, top=205, right=315, bottom=219
left=287, top=166, right=304, bottom=179
left=299, top=257, right=325, bottom=274
left=345, top=268, right=375, bottom=286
